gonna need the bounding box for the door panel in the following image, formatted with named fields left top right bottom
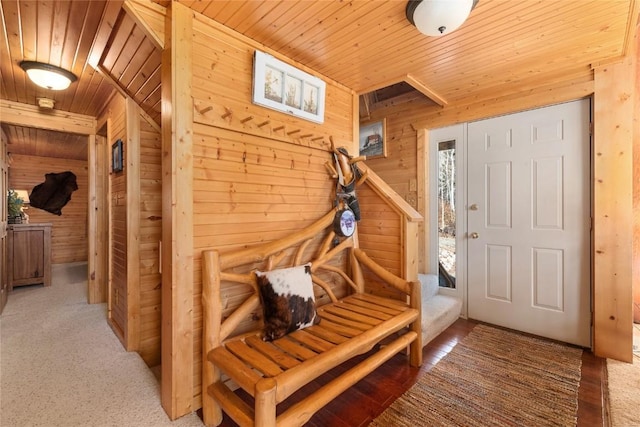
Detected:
left=485, top=162, right=511, bottom=228
left=467, top=99, right=591, bottom=347
left=486, top=244, right=511, bottom=301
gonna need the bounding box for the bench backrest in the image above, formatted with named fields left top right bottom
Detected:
left=202, top=209, right=368, bottom=344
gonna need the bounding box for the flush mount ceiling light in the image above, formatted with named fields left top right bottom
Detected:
left=19, top=61, right=77, bottom=90
left=406, top=0, right=479, bottom=37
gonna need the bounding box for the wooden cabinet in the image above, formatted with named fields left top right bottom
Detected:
left=8, top=223, right=52, bottom=290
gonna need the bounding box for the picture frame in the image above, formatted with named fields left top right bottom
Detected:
left=252, top=50, right=326, bottom=124
left=359, top=118, right=387, bottom=159
left=112, top=139, right=123, bottom=173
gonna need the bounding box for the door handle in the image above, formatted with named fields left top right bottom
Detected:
left=469, top=204, right=478, bottom=211
left=470, top=232, right=479, bottom=239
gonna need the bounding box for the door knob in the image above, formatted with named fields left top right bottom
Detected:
left=469, top=204, right=478, bottom=211
left=470, top=232, right=479, bottom=239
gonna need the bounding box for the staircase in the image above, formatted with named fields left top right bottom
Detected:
left=419, top=273, right=463, bottom=346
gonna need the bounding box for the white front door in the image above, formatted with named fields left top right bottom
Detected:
left=466, top=100, right=591, bottom=347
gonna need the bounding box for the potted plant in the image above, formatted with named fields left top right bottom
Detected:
left=7, top=189, right=24, bottom=224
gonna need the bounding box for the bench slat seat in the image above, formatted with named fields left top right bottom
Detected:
left=208, top=294, right=418, bottom=401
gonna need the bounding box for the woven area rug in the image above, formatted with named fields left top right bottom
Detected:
left=371, top=324, right=583, bottom=427
left=606, top=353, right=640, bottom=426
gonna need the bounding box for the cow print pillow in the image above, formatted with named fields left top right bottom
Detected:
left=255, top=263, right=320, bottom=341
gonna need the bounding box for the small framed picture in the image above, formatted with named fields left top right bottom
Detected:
left=253, top=50, right=326, bottom=124
left=359, top=119, right=387, bottom=159
left=112, top=139, right=123, bottom=173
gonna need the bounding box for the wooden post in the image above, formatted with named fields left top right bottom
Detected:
left=409, top=279, right=423, bottom=367
left=202, top=250, right=223, bottom=426
left=417, top=128, right=428, bottom=274
left=125, top=98, right=141, bottom=351
left=255, top=378, right=277, bottom=427
left=88, top=132, right=108, bottom=304
left=161, top=1, right=194, bottom=419
left=593, top=55, right=635, bottom=362
left=403, top=221, right=419, bottom=283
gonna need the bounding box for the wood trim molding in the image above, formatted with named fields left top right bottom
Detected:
left=123, top=0, right=165, bottom=49
left=87, top=1, right=126, bottom=68
left=87, top=133, right=106, bottom=304
left=356, top=74, right=447, bottom=108
left=405, top=74, right=447, bottom=107
left=360, top=163, right=423, bottom=223
left=592, top=57, right=635, bottom=362
left=0, top=99, right=96, bottom=135
left=416, top=128, right=428, bottom=275
left=161, top=1, right=194, bottom=419
left=125, top=97, right=141, bottom=351
left=411, top=79, right=594, bottom=130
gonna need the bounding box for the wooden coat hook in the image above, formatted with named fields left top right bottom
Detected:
left=325, top=161, right=338, bottom=178
left=356, top=169, right=369, bottom=186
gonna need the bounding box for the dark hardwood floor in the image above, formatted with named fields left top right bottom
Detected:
left=213, top=318, right=606, bottom=427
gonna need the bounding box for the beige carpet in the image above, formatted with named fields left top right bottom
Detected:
left=371, top=324, right=583, bottom=427
left=607, top=325, right=640, bottom=427
left=0, top=263, right=203, bottom=427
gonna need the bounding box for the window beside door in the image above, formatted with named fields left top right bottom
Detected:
left=438, top=140, right=456, bottom=288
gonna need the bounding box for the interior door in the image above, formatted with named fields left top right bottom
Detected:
left=467, top=99, right=591, bottom=347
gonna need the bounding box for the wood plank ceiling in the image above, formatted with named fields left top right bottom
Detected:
left=179, top=0, right=637, bottom=106
left=0, top=0, right=122, bottom=160
left=0, top=0, right=638, bottom=160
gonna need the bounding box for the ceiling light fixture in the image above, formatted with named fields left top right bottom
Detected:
left=406, top=0, right=479, bottom=37
left=19, top=61, right=77, bottom=90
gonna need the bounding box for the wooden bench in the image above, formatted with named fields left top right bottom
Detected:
left=202, top=208, right=422, bottom=427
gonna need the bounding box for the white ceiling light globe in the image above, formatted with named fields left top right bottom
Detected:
left=409, top=0, right=475, bottom=37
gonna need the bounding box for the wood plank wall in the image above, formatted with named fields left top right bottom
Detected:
left=8, top=154, right=87, bottom=264
left=363, top=98, right=432, bottom=272
left=356, top=183, right=405, bottom=301
left=185, top=12, right=356, bottom=411
left=138, top=114, right=162, bottom=366
left=97, top=91, right=163, bottom=366
left=103, top=94, right=128, bottom=343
